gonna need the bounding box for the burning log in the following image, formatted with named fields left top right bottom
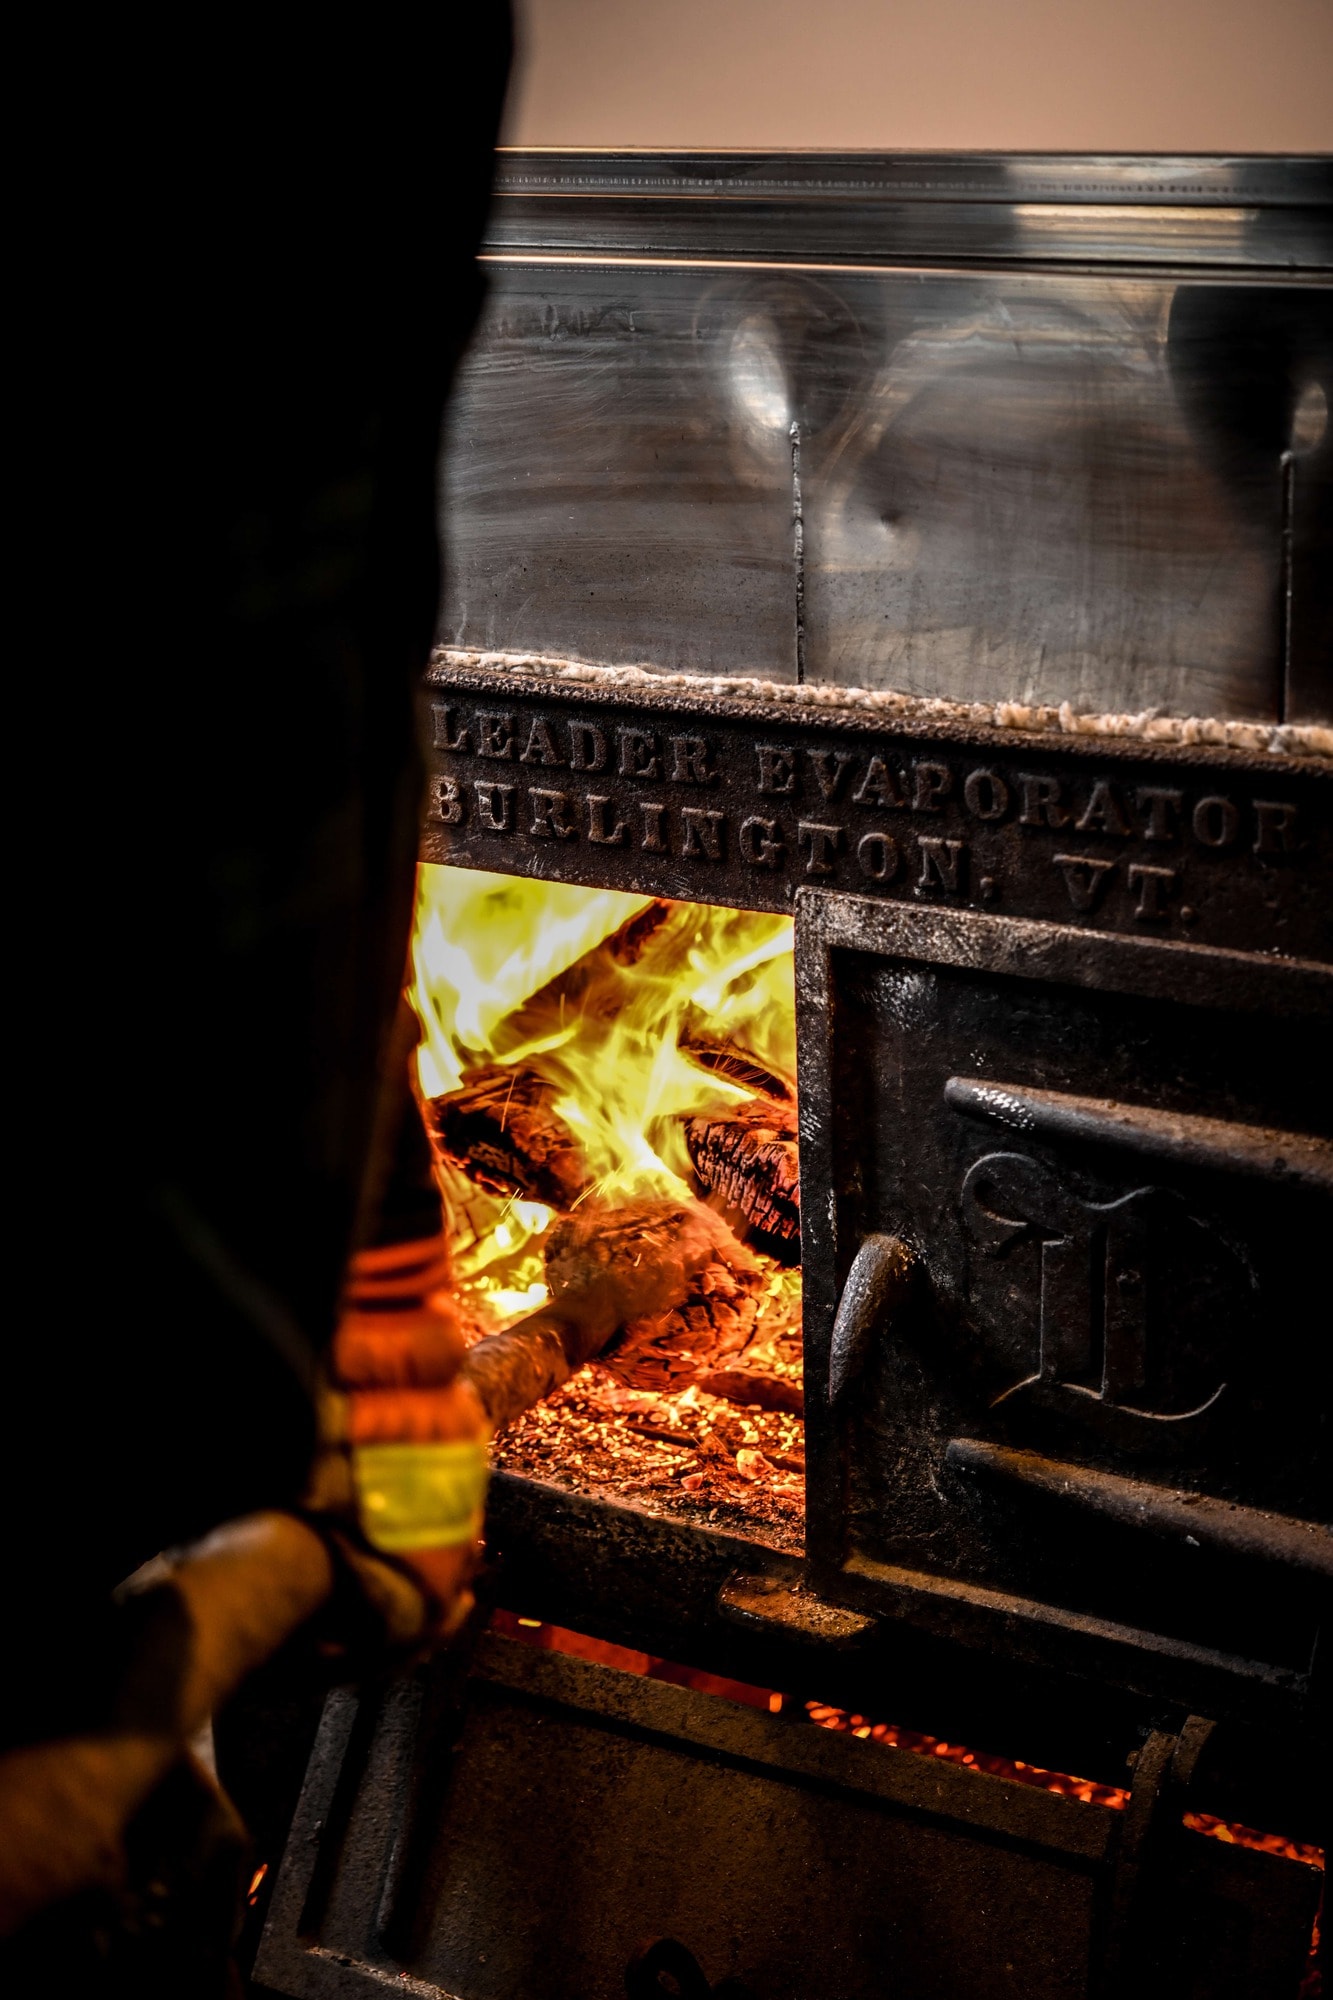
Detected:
left=489, top=901, right=678, bottom=1054
left=602, top=1260, right=765, bottom=1392
left=460, top=1199, right=756, bottom=1431
left=424, top=1066, right=590, bottom=1209
left=684, top=1093, right=800, bottom=1245
left=694, top=1367, right=804, bottom=1415
left=607, top=898, right=677, bottom=963
left=545, top=1199, right=758, bottom=1329
left=681, top=1036, right=793, bottom=1103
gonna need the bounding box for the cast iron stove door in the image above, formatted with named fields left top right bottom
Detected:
left=797, top=892, right=1331, bottom=1725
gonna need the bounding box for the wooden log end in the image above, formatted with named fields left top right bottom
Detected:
left=684, top=1095, right=800, bottom=1243
left=425, top=1066, right=590, bottom=1209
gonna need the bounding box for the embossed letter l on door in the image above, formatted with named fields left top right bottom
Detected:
left=961, top=1153, right=1252, bottom=1429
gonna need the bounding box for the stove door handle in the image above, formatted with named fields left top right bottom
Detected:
left=828, top=1234, right=915, bottom=1405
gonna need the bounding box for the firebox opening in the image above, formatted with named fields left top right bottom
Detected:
left=409, top=865, right=805, bottom=1547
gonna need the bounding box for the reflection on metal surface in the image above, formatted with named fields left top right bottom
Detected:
left=942, top=1076, right=1333, bottom=1192
left=485, top=153, right=1333, bottom=271
left=440, top=154, right=1332, bottom=725
left=801, top=276, right=1280, bottom=716
left=440, top=266, right=797, bottom=680
left=1011, top=203, right=1254, bottom=258
left=728, top=316, right=790, bottom=435
left=944, top=1439, right=1333, bottom=1578
left=1290, top=378, right=1328, bottom=455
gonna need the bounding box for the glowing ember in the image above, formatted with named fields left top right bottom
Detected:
left=806, top=1686, right=1327, bottom=1986
left=804, top=1701, right=1130, bottom=1809
left=493, top=1609, right=783, bottom=1712
left=492, top=1357, right=806, bottom=1550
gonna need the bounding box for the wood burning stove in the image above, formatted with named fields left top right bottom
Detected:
left=256, top=154, right=1331, bottom=2000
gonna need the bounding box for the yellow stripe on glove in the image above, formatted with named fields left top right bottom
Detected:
left=352, top=1439, right=490, bottom=1553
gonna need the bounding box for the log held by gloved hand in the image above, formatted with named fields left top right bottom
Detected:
left=0, top=1512, right=411, bottom=1940
left=459, top=1196, right=759, bottom=1432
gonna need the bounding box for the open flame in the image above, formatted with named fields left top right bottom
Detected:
left=409, top=865, right=796, bottom=1332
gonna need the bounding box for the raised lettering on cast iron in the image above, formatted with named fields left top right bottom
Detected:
left=422, top=675, right=1331, bottom=961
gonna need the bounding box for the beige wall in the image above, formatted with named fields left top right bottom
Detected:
left=507, top=0, right=1333, bottom=153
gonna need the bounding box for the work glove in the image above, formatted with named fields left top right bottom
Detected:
left=309, top=1231, right=491, bottom=1645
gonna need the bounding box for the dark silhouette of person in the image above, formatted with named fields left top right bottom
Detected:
left=5, top=10, right=512, bottom=1987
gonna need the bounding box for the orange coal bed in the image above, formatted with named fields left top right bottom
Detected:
left=407, top=866, right=807, bottom=1549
